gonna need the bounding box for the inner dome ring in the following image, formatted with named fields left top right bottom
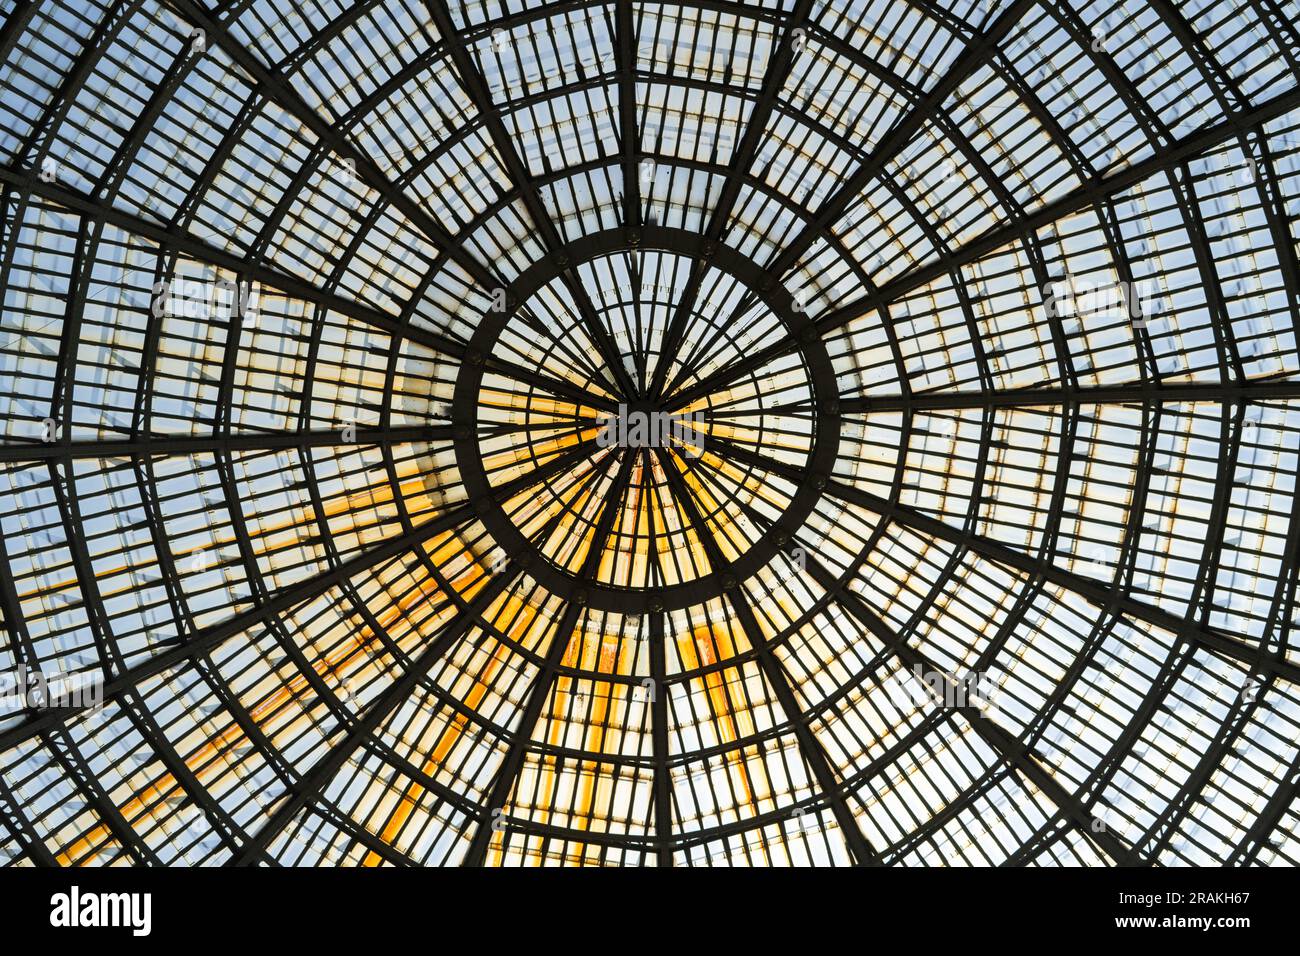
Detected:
left=450, top=225, right=842, bottom=614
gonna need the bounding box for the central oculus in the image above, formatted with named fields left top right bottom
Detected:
left=595, top=400, right=704, bottom=457
left=447, top=225, right=841, bottom=612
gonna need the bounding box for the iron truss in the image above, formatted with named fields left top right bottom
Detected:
left=0, top=0, right=1299, bottom=867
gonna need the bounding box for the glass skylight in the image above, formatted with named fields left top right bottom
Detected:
left=0, top=0, right=1299, bottom=867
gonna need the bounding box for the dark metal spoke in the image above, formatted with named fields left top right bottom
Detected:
left=424, top=0, right=639, bottom=398
left=0, top=434, right=600, bottom=755
left=615, top=0, right=642, bottom=230
left=667, top=80, right=1300, bottom=413
left=658, top=0, right=1036, bottom=402
left=837, top=378, right=1300, bottom=414
left=0, top=424, right=453, bottom=462
left=654, top=448, right=880, bottom=864
left=793, top=533, right=1143, bottom=865
left=756, top=0, right=1039, bottom=288
left=646, top=0, right=815, bottom=401
left=647, top=607, right=673, bottom=866
left=164, top=0, right=502, bottom=295
left=231, top=559, right=528, bottom=865
left=699, top=429, right=1300, bottom=686
left=0, top=163, right=620, bottom=416
left=462, top=448, right=636, bottom=864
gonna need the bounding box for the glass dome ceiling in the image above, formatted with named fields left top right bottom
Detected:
left=1, top=0, right=1299, bottom=867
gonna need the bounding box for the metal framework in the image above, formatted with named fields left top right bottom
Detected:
left=1, top=0, right=1299, bottom=867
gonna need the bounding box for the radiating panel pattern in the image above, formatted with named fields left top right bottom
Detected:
left=0, top=0, right=1299, bottom=866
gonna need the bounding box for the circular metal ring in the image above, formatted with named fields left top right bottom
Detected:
left=451, top=225, right=840, bottom=613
